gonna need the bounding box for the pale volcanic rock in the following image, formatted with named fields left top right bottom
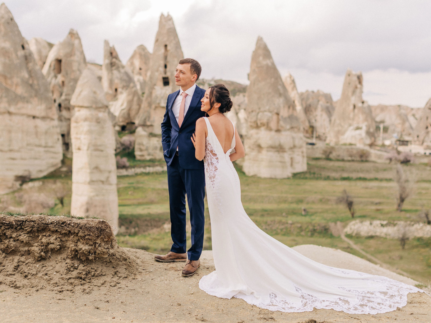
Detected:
left=135, top=14, right=184, bottom=160
left=28, top=37, right=53, bottom=69
left=134, top=127, right=164, bottom=160
left=0, top=3, right=62, bottom=194
left=70, top=68, right=119, bottom=234
left=137, top=13, right=184, bottom=134
left=42, top=29, right=87, bottom=155
left=412, top=99, right=431, bottom=149
left=242, top=37, right=306, bottom=178
left=300, top=90, right=335, bottom=141
left=371, top=104, right=414, bottom=143
left=126, top=44, right=151, bottom=96
left=102, top=40, right=141, bottom=127
left=283, top=73, right=310, bottom=134
left=326, top=70, right=376, bottom=146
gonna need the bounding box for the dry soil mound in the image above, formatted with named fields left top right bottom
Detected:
left=0, top=214, right=138, bottom=293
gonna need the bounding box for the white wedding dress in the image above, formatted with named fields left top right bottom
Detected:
left=198, top=117, right=424, bottom=314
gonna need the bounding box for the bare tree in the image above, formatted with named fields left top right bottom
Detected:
left=336, top=189, right=355, bottom=218
left=418, top=209, right=431, bottom=225
left=322, top=146, right=335, bottom=159
left=116, top=156, right=129, bottom=169
left=52, top=181, right=70, bottom=207
left=397, top=223, right=409, bottom=250
left=394, top=165, right=415, bottom=212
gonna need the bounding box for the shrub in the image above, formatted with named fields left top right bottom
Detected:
left=394, top=165, right=415, bottom=212
left=399, top=152, right=414, bottom=164
left=52, top=181, right=70, bottom=207
left=120, top=135, right=135, bottom=152
left=357, top=149, right=370, bottom=162
left=322, top=146, right=335, bottom=159
left=116, top=156, right=129, bottom=169
left=418, top=209, right=431, bottom=225
left=336, top=189, right=355, bottom=218
left=385, top=150, right=399, bottom=164
left=397, top=223, right=409, bottom=250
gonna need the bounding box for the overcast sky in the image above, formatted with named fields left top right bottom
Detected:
left=4, top=0, right=431, bottom=107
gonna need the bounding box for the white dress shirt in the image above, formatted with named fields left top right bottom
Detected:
left=172, top=83, right=196, bottom=124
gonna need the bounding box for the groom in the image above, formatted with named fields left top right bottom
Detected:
left=156, top=58, right=206, bottom=277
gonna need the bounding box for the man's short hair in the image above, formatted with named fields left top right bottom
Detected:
left=179, top=58, right=202, bottom=80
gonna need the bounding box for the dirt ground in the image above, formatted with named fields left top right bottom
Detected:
left=0, top=247, right=430, bottom=323
left=1, top=215, right=430, bottom=323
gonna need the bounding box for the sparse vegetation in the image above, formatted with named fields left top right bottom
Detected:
left=322, top=146, right=335, bottom=159
left=394, top=164, right=415, bottom=212
left=52, top=180, right=70, bottom=207
left=418, top=209, right=431, bottom=225
left=397, top=222, right=409, bottom=249
left=116, top=156, right=130, bottom=169
left=335, top=189, right=355, bottom=218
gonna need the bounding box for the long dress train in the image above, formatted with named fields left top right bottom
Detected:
left=199, top=117, right=425, bottom=314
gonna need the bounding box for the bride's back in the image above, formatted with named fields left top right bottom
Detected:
left=207, top=114, right=234, bottom=154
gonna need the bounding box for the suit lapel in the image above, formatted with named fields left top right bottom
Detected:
left=182, top=86, right=203, bottom=128
left=169, top=90, right=180, bottom=128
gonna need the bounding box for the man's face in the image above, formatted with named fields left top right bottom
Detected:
left=175, top=63, right=197, bottom=87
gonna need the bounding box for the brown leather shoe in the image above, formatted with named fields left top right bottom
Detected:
left=154, top=252, right=187, bottom=263
left=182, top=260, right=200, bottom=277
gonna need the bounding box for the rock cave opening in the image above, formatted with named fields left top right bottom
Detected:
left=54, top=59, right=62, bottom=74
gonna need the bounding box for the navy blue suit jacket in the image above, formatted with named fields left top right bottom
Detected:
left=161, top=85, right=206, bottom=169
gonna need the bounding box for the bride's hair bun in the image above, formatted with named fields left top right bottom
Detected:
left=209, top=84, right=233, bottom=114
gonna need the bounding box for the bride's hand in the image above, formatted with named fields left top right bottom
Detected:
left=191, top=133, right=197, bottom=148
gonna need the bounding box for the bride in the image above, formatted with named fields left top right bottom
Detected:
left=191, top=84, right=424, bottom=314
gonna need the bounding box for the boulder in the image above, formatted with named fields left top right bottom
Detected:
left=28, top=37, right=53, bottom=69
left=300, top=90, right=335, bottom=141
left=326, top=70, right=376, bottom=146
left=412, top=99, right=431, bottom=150
left=283, top=73, right=310, bottom=134
left=371, top=104, right=414, bottom=144
left=70, top=68, right=119, bottom=234
left=0, top=3, right=62, bottom=194
left=102, top=41, right=141, bottom=128
left=42, top=29, right=87, bottom=155
left=126, top=44, right=151, bottom=96
left=242, top=37, right=306, bottom=178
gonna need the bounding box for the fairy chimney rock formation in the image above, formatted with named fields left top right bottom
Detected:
left=28, top=37, right=53, bottom=69
left=70, top=68, right=119, bottom=234
left=283, top=73, right=310, bottom=134
left=300, top=90, right=335, bottom=141
left=126, top=44, right=151, bottom=96
left=412, top=99, right=431, bottom=149
left=137, top=13, right=184, bottom=134
left=242, top=37, right=306, bottom=178
left=102, top=40, right=141, bottom=128
left=42, top=29, right=87, bottom=155
left=0, top=3, right=63, bottom=194
left=326, top=70, right=376, bottom=146
left=135, top=14, right=183, bottom=160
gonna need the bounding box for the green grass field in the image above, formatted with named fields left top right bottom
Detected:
left=3, top=158, right=431, bottom=284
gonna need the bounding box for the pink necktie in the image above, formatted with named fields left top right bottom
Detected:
left=178, top=92, right=188, bottom=127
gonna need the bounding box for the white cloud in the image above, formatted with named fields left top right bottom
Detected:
left=4, top=0, right=431, bottom=106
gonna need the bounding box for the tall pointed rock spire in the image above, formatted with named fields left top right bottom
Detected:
left=243, top=37, right=306, bottom=178
left=0, top=3, right=62, bottom=193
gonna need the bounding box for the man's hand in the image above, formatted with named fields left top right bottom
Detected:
left=191, top=133, right=197, bottom=148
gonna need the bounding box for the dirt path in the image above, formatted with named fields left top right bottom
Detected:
left=341, top=233, right=413, bottom=278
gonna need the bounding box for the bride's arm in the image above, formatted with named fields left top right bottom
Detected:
left=191, top=118, right=207, bottom=161
left=230, top=130, right=245, bottom=162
